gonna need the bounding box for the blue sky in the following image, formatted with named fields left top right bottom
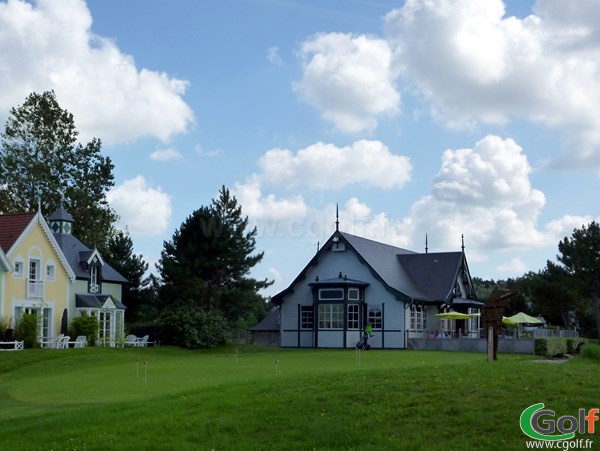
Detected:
left=1, top=0, right=599, bottom=297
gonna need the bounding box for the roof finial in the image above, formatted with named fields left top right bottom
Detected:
left=335, top=203, right=339, bottom=232
left=425, top=233, right=428, bottom=254
left=461, top=234, right=465, bottom=252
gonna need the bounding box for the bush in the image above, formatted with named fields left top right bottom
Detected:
left=68, top=315, right=99, bottom=346
left=14, top=313, right=39, bottom=348
left=158, top=305, right=230, bottom=349
left=535, top=337, right=568, bottom=358
left=581, top=343, right=600, bottom=361
left=0, top=316, right=10, bottom=339
left=566, top=338, right=589, bottom=354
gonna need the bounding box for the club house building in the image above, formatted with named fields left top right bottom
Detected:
left=272, top=226, right=481, bottom=349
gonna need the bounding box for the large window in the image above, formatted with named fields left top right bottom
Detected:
left=318, top=304, right=344, bottom=329
left=410, top=304, right=427, bottom=331
left=301, top=306, right=313, bottom=330
left=368, top=306, right=383, bottom=329
left=347, top=304, right=359, bottom=329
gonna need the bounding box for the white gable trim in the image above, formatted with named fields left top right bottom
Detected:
left=0, top=247, right=12, bottom=271
left=101, top=296, right=116, bottom=309
left=85, top=249, right=105, bottom=266
left=7, top=211, right=76, bottom=281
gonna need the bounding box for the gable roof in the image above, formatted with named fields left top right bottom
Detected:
left=396, top=252, right=463, bottom=301
left=272, top=230, right=476, bottom=306
left=53, top=233, right=127, bottom=284
left=0, top=211, right=36, bottom=253
left=0, top=211, right=75, bottom=280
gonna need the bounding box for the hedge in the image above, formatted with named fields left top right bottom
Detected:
left=535, top=337, right=589, bottom=358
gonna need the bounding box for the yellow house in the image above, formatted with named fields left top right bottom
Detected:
left=0, top=208, right=127, bottom=346
left=0, top=211, right=74, bottom=341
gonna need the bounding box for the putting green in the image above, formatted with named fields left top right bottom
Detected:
left=3, top=347, right=485, bottom=406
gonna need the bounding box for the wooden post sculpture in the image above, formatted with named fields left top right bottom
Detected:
left=481, top=290, right=518, bottom=361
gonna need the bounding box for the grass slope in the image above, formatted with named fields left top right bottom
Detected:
left=0, top=346, right=597, bottom=450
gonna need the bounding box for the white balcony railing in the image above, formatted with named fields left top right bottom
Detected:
left=89, top=283, right=99, bottom=293
left=27, top=279, right=44, bottom=299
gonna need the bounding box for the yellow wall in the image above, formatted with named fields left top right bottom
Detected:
left=5, top=219, right=70, bottom=335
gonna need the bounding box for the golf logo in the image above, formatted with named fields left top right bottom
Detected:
left=520, top=403, right=598, bottom=442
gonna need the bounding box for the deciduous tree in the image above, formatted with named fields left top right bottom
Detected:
left=0, top=91, right=116, bottom=249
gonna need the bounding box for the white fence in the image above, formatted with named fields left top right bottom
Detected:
left=532, top=328, right=579, bottom=338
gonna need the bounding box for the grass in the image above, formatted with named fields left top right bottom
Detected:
left=0, top=345, right=597, bottom=450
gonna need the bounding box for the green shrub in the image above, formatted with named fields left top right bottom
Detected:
left=68, top=315, right=99, bottom=346
left=566, top=338, right=589, bottom=354
left=534, top=337, right=568, bottom=358
left=0, top=316, right=10, bottom=339
left=14, top=313, right=39, bottom=348
left=581, top=343, right=600, bottom=361
left=158, top=305, right=230, bottom=349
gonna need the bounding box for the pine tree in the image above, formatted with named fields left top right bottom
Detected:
left=105, top=230, right=149, bottom=322
left=556, top=221, right=600, bottom=338
left=158, top=186, right=271, bottom=322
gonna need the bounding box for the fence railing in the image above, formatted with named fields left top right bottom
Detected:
left=533, top=328, right=579, bottom=338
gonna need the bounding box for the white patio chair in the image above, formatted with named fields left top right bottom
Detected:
left=125, top=334, right=138, bottom=347
left=41, top=334, right=64, bottom=348
left=70, top=336, right=87, bottom=348
left=57, top=336, right=70, bottom=349
left=137, top=335, right=149, bottom=347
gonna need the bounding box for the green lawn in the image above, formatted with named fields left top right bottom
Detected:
left=0, top=346, right=597, bottom=450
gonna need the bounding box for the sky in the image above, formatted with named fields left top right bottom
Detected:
left=1, top=0, right=599, bottom=297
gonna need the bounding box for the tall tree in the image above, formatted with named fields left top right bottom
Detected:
left=0, top=91, right=116, bottom=249
left=104, top=230, right=149, bottom=322
left=556, top=221, right=600, bottom=338
left=158, top=186, right=271, bottom=322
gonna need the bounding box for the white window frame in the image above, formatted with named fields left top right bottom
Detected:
left=318, top=304, right=344, bottom=329
left=368, top=306, right=383, bottom=330
left=348, top=288, right=360, bottom=301
left=14, top=259, right=24, bottom=277
left=347, top=304, right=360, bottom=330
left=46, top=263, right=56, bottom=280
left=410, top=304, right=427, bottom=331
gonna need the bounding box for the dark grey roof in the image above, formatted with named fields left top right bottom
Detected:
left=273, top=231, right=476, bottom=306
left=76, top=294, right=126, bottom=309
left=53, top=233, right=127, bottom=283
left=250, top=309, right=279, bottom=332
left=396, top=252, right=463, bottom=301
left=48, top=206, right=74, bottom=222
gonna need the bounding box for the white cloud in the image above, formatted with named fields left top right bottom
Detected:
left=496, top=258, right=528, bottom=274
left=406, top=135, right=548, bottom=251
left=294, top=33, right=400, bottom=133
left=258, top=140, right=411, bottom=190
left=150, top=148, right=183, bottom=161
left=383, top=0, right=600, bottom=164
left=194, top=144, right=222, bottom=157
left=0, top=0, right=194, bottom=145
left=233, top=176, right=308, bottom=222
left=266, top=46, right=283, bottom=66
left=107, top=175, right=171, bottom=235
